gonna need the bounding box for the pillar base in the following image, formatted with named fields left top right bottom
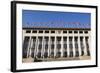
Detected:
left=79, top=55, right=91, bottom=60
left=22, top=56, right=34, bottom=63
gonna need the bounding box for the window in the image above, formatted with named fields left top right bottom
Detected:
left=51, top=52, right=54, bottom=58
left=58, top=30, right=62, bottom=34
left=63, top=37, right=67, bottom=49
left=75, top=37, right=78, bottom=49
left=44, top=52, right=48, bottom=58
left=63, top=51, right=67, bottom=57
left=74, top=37, right=79, bottom=57
left=51, top=31, right=55, bottom=33
left=45, top=31, right=49, bottom=33
left=69, top=37, right=73, bottom=57
left=84, top=31, right=88, bottom=34
left=38, top=37, right=42, bottom=50
left=69, top=31, right=72, bottom=33
left=57, top=37, right=61, bottom=49
left=74, top=31, right=78, bottom=33
left=63, top=31, right=67, bottom=33
left=39, top=30, right=43, bottom=33
left=44, top=37, right=49, bottom=49
left=56, top=51, right=61, bottom=58
left=69, top=37, right=73, bottom=49
left=26, top=30, right=31, bottom=33
left=51, top=37, right=55, bottom=49
left=32, top=30, right=37, bottom=33
left=50, top=37, right=55, bottom=58
left=37, top=52, right=41, bottom=58
left=79, top=31, right=83, bottom=33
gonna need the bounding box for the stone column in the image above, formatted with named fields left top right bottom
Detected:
left=73, top=36, right=75, bottom=57
left=83, top=37, right=87, bottom=56
left=54, top=36, right=56, bottom=58
left=36, top=37, right=39, bottom=58
left=29, top=38, right=33, bottom=56
left=67, top=36, right=69, bottom=57
left=34, top=37, right=37, bottom=57
left=42, top=36, right=44, bottom=58
left=78, top=36, right=81, bottom=56
left=22, top=30, right=25, bottom=43
left=27, top=37, right=31, bottom=58
left=48, top=36, right=51, bottom=58
left=61, top=36, right=63, bottom=57
left=88, top=36, right=90, bottom=56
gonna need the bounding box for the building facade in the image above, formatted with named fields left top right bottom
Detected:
left=22, top=28, right=91, bottom=62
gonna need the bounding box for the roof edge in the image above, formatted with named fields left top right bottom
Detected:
left=22, top=27, right=91, bottom=30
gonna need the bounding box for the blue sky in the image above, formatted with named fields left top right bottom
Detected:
left=22, top=10, right=91, bottom=28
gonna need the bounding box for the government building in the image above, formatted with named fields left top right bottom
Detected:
left=22, top=23, right=91, bottom=62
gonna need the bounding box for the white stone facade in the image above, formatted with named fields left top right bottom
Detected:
left=22, top=29, right=91, bottom=62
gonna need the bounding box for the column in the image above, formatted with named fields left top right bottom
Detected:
left=36, top=37, right=39, bottom=56
left=34, top=37, right=37, bottom=57
left=29, top=38, right=33, bottom=56
left=27, top=37, right=31, bottom=58
left=48, top=36, right=51, bottom=58
left=42, top=36, right=44, bottom=58
left=88, top=37, right=90, bottom=56
left=73, top=36, right=76, bottom=57
left=23, top=36, right=25, bottom=43
left=83, top=37, right=87, bottom=56
left=54, top=36, right=56, bottom=57
left=61, top=36, right=63, bottom=57
left=22, top=30, right=25, bottom=43
left=78, top=36, right=81, bottom=56
left=67, top=36, right=70, bottom=57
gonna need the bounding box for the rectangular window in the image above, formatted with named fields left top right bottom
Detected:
left=58, top=30, right=62, bottom=34
left=84, top=31, right=88, bottom=34
left=51, top=37, right=55, bottom=49
left=38, top=37, right=42, bottom=50
left=63, top=37, right=67, bottom=49
left=57, top=37, right=61, bottom=49
left=39, top=30, right=43, bottom=33
left=51, top=31, right=55, bottom=33
left=63, top=31, right=67, bottom=33
left=69, top=31, right=72, bottom=33
left=45, top=31, right=49, bottom=33
left=69, top=37, right=73, bottom=49
left=74, top=31, right=78, bottom=33
left=79, top=31, right=83, bottom=33
left=74, top=37, right=79, bottom=57
left=44, top=37, right=49, bottom=49
left=26, top=30, right=31, bottom=33
left=69, top=37, right=73, bottom=57
left=56, top=37, right=61, bottom=58
left=32, top=30, right=37, bottom=33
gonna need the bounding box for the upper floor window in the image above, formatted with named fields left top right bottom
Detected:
left=69, top=31, right=72, bottom=33
left=51, top=31, right=55, bottom=33
left=74, top=31, right=78, bottom=33
left=26, top=30, right=31, bottom=33
left=32, top=30, right=37, bottom=33
left=84, top=31, right=88, bottom=34
left=63, top=31, right=67, bottom=33
left=45, top=31, right=49, bottom=33
left=39, top=30, right=43, bottom=33
left=79, top=31, right=83, bottom=34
